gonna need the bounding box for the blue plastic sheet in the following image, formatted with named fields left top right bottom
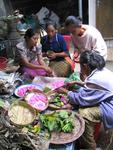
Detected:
left=49, top=142, right=75, bottom=150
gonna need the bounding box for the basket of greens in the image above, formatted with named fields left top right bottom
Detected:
left=48, top=93, right=69, bottom=109
left=40, top=110, right=85, bottom=144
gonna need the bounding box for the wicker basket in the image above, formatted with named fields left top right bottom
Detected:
left=8, top=101, right=36, bottom=126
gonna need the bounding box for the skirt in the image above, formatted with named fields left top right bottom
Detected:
left=19, top=61, right=47, bottom=79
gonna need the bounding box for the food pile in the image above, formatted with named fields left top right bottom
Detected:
left=49, top=93, right=68, bottom=107
left=25, top=111, right=75, bottom=135
left=25, top=92, right=48, bottom=111
left=40, top=111, right=74, bottom=133
left=15, top=85, right=42, bottom=97
left=51, top=80, right=64, bottom=90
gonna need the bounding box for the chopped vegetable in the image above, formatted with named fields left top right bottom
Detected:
left=62, top=122, right=74, bottom=132
left=58, top=111, right=69, bottom=119
left=40, top=112, right=58, bottom=132
left=49, top=94, right=68, bottom=107
left=40, top=111, right=74, bottom=133
left=27, top=124, right=41, bottom=134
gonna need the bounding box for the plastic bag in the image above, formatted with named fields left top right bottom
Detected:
left=65, top=72, right=81, bottom=89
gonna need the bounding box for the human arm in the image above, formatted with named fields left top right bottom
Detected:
left=17, top=48, right=51, bottom=72
left=37, top=53, right=46, bottom=66
left=37, top=53, right=52, bottom=74
left=48, top=51, right=68, bottom=60
left=20, top=56, right=47, bottom=70
left=67, top=88, right=113, bottom=107
left=35, top=43, right=52, bottom=74
left=57, top=84, right=113, bottom=107
left=66, top=81, right=85, bottom=87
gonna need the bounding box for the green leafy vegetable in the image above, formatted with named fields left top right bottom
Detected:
left=49, top=94, right=68, bottom=107
left=40, top=111, right=74, bottom=133
left=40, top=112, right=58, bottom=132
left=62, top=122, right=74, bottom=132
left=43, top=87, right=51, bottom=93
left=27, top=124, right=41, bottom=134
left=58, top=111, right=69, bottom=119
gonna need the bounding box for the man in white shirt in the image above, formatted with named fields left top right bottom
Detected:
left=65, top=16, right=107, bottom=60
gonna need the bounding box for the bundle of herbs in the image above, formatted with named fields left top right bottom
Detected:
left=49, top=93, right=68, bottom=107
left=40, top=111, right=75, bottom=133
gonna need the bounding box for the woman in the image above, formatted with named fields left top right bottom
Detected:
left=65, top=16, right=107, bottom=61
left=41, top=23, right=73, bottom=77
left=58, top=51, right=113, bottom=150
left=15, top=28, right=52, bottom=78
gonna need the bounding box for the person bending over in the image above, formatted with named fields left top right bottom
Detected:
left=58, top=51, right=113, bottom=150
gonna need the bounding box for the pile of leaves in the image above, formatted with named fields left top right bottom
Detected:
left=40, top=111, right=74, bottom=133
left=0, top=108, right=50, bottom=150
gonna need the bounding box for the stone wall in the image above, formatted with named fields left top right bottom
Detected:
left=96, top=0, right=113, bottom=38
left=0, top=0, right=6, bottom=17
left=105, top=38, right=113, bottom=61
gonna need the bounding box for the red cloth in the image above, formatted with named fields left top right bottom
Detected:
left=63, top=35, right=75, bottom=70
left=94, top=123, right=101, bottom=141
left=63, top=35, right=71, bottom=50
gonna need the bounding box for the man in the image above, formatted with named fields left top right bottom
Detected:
left=65, top=16, right=107, bottom=60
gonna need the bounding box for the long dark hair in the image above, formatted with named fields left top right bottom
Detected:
left=45, top=22, right=57, bottom=30
left=24, top=28, right=35, bottom=39
left=80, top=50, right=105, bottom=72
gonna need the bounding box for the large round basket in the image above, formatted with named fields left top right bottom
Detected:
left=25, top=90, right=48, bottom=112
left=14, top=84, right=43, bottom=98
left=8, top=101, right=36, bottom=126
left=50, top=110, right=85, bottom=144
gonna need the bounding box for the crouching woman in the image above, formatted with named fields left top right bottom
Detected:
left=58, top=51, right=113, bottom=150
left=41, top=23, right=73, bottom=77
left=15, top=28, right=52, bottom=78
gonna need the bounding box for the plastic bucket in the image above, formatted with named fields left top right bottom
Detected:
left=0, top=57, right=7, bottom=70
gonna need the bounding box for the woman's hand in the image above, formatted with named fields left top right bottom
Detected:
left=62, top=103, right=73, bottom=110
left=73, top=51, right=80, bottom=63
left=65, top=81, right=85, bottom=87
left=42, top=52, right=47, bottom=57
left=65, top=81, right=78, bottom=87
left=80, top=72, right=87, bottom=82
left=57, top=87, right=69, bottom=94
left=44, top=66, right=52, bottom=74
left=48, top=52, right=56, bottom=60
